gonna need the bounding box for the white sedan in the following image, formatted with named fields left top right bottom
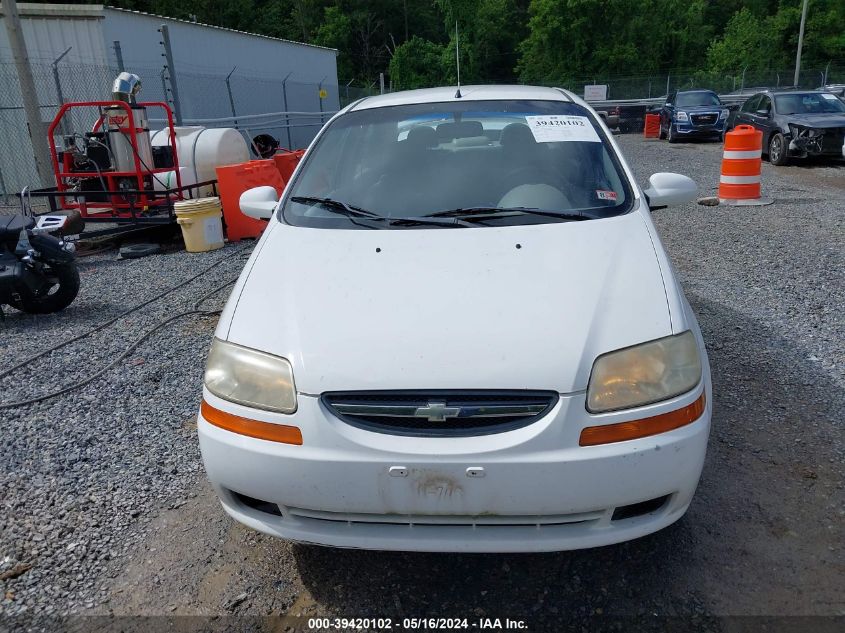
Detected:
left=198, top=85, right=711, bottom=553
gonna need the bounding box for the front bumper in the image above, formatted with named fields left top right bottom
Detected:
left=674, top=120, right=726, bottom=136
left=198, top=380, right=712, bottom=553
left=788, top=128, right=845, bottom=157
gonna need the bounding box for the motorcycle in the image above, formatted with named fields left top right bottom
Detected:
left=0, top=208, right=80, bottom=316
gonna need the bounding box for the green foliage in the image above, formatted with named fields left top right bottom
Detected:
left=706, top=7, right=768, bottom=73
left=389, top=36, right=448, bottom=89
left=313, top=7, right=354, bottom=79
left=97, top=0, right=845, bottom=87
left=517, top=0, right=714, bottom=83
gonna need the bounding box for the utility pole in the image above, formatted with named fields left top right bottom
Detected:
left=793, top=0, right=809, bottom=87
left=3, top=0, right=52, bottom=186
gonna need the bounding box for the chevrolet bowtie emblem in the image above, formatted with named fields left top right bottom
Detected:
left=414, top=401, right=461, bottom=422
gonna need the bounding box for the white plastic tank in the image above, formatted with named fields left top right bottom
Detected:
left=152, top=166, right=196, bottom=194
left=151, top=126, right=249, bottom=196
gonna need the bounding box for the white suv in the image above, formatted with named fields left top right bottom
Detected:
left=198, top=85, right=711, bottom=553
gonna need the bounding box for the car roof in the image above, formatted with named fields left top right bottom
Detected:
left=756, top=88, right=821, bottom=95
left=677, top=89, right=717, bottom=94
left=349, top=85, right=576, bottom=111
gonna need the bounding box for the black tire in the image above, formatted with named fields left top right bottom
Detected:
left=9, top=263, right=80, bottom=314
left=768, top=132, right=789, bottom=166
left=667, top=122, right=677, bottom=143
left=658, top=120, right=667, bottom=140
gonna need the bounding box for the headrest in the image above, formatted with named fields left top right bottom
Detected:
left=500, top=123, right=536, bottom=148
left=406, top=125, right=438, bottom=148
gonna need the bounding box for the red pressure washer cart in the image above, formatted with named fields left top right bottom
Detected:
left=23, top=98, right=216, bottom=237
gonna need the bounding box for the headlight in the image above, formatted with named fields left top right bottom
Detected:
left=675, top=111, right=689, bottom=122
left=586, top=331, right=702, bottom=413
left=719, top=109, right=729, bottom=119
left=204, top=338, right=297, bottom=413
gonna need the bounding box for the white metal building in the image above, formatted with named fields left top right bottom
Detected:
left=0, top=3, right=339, bottom=194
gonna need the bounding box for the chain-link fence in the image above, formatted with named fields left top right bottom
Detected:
left=2, top=56, right=842, bottom=201
left=547, top=64, right=845, bottom=100
left=0, top=59, right=354, bottom=200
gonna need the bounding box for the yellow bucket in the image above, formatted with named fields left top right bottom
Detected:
left=174, top=197, right=225, bottom=253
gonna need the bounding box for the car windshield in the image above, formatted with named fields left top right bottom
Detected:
left=775, top=93, right=845, bottom=115
left=281, top=99, right=632, bottom=229
left=676, top=92, right=721, bottom=107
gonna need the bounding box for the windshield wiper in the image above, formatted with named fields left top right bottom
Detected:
left=388, top=216, right=473, bottom=228
left=425, top=206, right=596, bottom=222
left=289, top=196, right=470, bottom=228
left=289, top=196, right=382, bottom=219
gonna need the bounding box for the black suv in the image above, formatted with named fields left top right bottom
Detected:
left=733, top=89, right=845, bottom=165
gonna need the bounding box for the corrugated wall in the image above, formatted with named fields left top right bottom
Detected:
left=0, top=3, right=107, bottom=64
left=103, top=8, right=339, bottom=149
left=0, top=4, right=111, bottom=196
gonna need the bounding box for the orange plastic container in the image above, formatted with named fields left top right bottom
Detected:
left=718, top=125, right=763, bottom=200
left=273, top=149, right=305, bottom=185
left=215, top=160, right=285, bottom=241
left=643, top=113, right=661, bottom=138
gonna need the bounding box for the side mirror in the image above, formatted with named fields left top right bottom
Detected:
left=755, top=109, right=770, bottom=117
left=239, top=186, right=278, bottom=220
left=643, top=173, right=697, bottom=210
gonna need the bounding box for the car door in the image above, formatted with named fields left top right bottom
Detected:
left=751, top=95, right=776, bottom=146
left=735, top=94, right=761, bottom=127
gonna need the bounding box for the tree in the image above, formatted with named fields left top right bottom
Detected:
left=313, top=6, right=354, bottom=79
left=517, top=0, right=713, bottom=84
left=707, top=7, right=776, bottom=74
left=432, top=0, right=525, bottom=83
left=388, top=36, right=448, bottom=89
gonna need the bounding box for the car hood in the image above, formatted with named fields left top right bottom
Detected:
left=226, top=211, right=673, bottom=394
left=782, top=113, right=845, bottom=128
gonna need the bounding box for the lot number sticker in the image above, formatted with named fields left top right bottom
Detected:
left=525, top=115, right=601, bottom=143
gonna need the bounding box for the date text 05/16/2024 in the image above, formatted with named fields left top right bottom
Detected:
left=306, top=617, right=529, bottom=630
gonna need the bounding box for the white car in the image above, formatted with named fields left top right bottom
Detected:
left=198, top=85, right=711, bottom=553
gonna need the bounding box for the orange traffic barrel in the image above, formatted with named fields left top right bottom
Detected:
left=273, top=149, right=305, bottom=185
left=718, top=125, right=764, bottom=201
left=215, top=160, right=285, bottom=241
left=643, top=114, right=661, bottom=138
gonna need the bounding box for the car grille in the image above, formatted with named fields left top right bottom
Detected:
left=820, top=128, right=845, bottom=152
left=321, top=390, right=558, bottom=437
left=691, top=112, right=718, bottom=125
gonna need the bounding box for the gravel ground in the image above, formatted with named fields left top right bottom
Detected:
left=1, top=136, right=843, bottom=632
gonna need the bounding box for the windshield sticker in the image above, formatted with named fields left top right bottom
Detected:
left=525, top=115, right=601, bottom=143
left=596, top=190, right=618, bottom=201
left=821, top=93, right=837, bottom=101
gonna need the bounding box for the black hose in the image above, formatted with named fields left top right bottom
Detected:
left=0, top=244, right=251, bottom=383
left=0, top=309, right=221, bottom=410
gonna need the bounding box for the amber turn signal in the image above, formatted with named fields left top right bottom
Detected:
left=579, top=392, right=706, bottom=446
left=201, top=400, right=303, bottom=445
